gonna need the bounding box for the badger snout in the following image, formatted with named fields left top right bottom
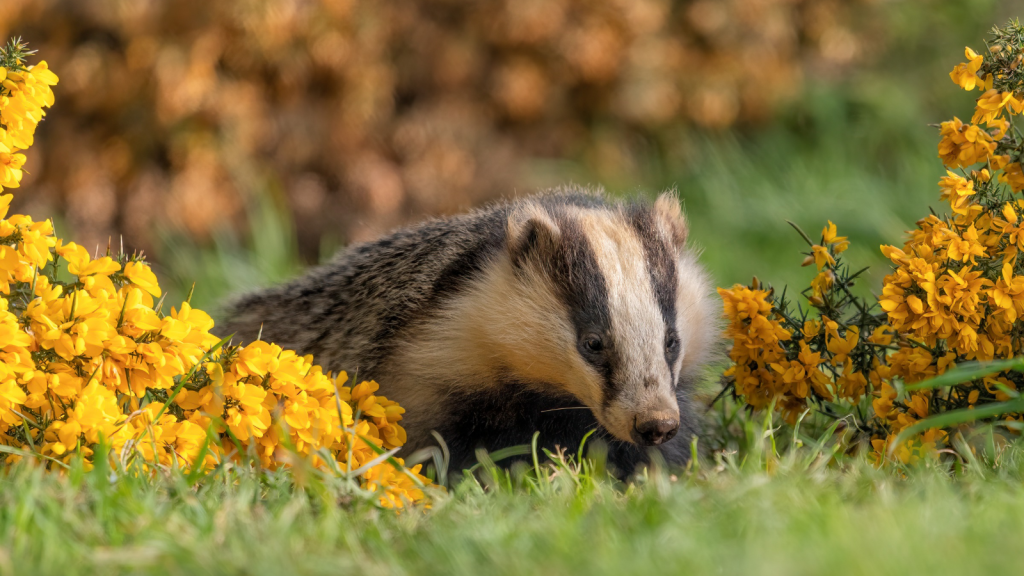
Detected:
left=633, top=416, right=680, bottom=446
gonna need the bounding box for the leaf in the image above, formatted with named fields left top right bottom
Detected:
left=904, top=357, right=1024, bottom=391
left=891, top=398, right=1024, bottom=450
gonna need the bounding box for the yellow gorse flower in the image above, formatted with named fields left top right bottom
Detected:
left=949, top=47, right=986, bottom=91
left=0, top=41, right=57, bottom=191
left=0, top=41, right=434, bottom=508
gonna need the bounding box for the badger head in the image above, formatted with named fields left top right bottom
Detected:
left=495, top=192, right=714, bottom=447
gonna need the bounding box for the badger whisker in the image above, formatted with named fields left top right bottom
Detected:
left=540, top=407, right=591, bottom=413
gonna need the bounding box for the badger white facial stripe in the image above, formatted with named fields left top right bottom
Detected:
left=627, top=204, right=681, bottom=384
left=574, top=208, right=675, bottom=430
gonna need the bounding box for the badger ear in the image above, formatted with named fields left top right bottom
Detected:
left=653, top=191, right=688, bottom=249
left=506, top=204, right=561, bottom=264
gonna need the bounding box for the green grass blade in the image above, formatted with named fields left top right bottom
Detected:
left=904, top=357, right=1024, bottom=391
left=481, top=444, right=533, bottom=463
left=891, top=398, right=1024, bottom=450
left=0, top=445, right=70, bottom=469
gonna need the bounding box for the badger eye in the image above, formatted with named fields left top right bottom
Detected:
left=665, top=334, right=680, bottom=353
left=582, top=334, right=604, bottom=354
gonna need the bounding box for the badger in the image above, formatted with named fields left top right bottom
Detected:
left=219, top=187, right=716, bottom=477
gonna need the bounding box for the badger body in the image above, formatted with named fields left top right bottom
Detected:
left=220, top=188, right=716, bottom=476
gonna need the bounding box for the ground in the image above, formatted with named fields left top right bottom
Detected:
left=6, top=427, right=1024, bottom=576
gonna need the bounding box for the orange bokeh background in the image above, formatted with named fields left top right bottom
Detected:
left=1, top=0, right=880, bottom=262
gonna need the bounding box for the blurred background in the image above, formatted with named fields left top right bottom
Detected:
left=1, top=0, right=1021, bottom=311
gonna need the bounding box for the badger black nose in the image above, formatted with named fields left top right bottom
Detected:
left=634, top=418, right=679, bottom=446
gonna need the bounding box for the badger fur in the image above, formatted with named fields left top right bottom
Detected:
left=219, top=187, right=716, bottom=476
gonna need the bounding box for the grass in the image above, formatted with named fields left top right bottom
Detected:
left=6, top=416, right=1024, bottom=576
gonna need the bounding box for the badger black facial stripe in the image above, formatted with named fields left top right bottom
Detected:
left=544, top=211, right=617, bottom=400
left=432, top=215, right=507, bottom=300
left=628, top=206, right=680, bottom=380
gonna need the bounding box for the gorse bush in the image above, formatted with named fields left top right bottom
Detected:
left=0, top=40, right=433, bottom=508
left=720, top=20, right=1024, bottom=466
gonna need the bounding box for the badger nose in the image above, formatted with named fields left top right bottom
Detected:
left=634, top=418, right=679, bottom=446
